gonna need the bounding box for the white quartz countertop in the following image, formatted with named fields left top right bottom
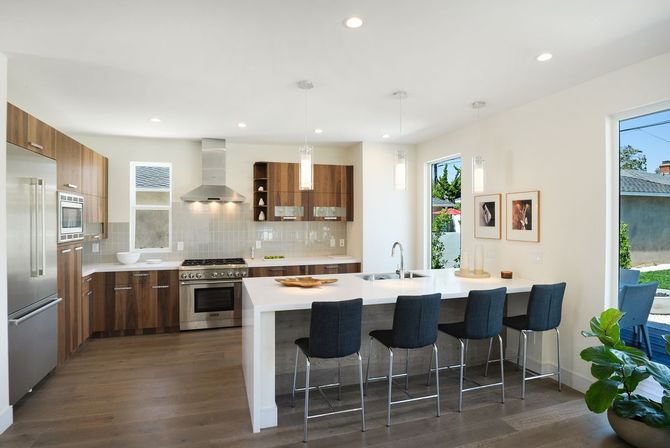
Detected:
left=244, top=255, right=360, bottom=268
left=242, top=268, right=535, bottom=312
left=82, top=260, right=183, bottom=277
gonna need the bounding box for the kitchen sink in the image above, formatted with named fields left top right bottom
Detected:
left=358, top=272, right=428, bottom=281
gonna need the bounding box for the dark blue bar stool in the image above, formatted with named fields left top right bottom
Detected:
left=619, top=282, right=658, bottom=359
left=619, top=268, right=640, bottom=287
left=431, top=287, right=507, bottom=412
left=365, top=293, right=442, bottom=427
left=486, top=282, right=566, bottom=399
left=291, top=298, right=365, bottom=442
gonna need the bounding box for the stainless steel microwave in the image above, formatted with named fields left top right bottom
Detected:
left=58, top=192, right=84, bottom=243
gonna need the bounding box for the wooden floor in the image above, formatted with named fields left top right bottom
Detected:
left=0, top=329, right=629, bottom=447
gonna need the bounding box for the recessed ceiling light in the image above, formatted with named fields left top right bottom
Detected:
left=536, top=52, right=553, bottom=62
left=149, top=117, right=161, bottom=123
left=314, top=128, right=323, bottom=134
left=382, top=134, right=390, bottom=139
left=238, top=122, right=247, bottom=128
left=344, top=16, right=363, bottom=29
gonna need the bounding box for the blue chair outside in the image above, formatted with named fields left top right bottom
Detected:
left=619, top=268, right=640, bottom=287
left=291, top=298, right=365, bottom=442
left=430, top=287, right=507, bottom=412
left=365, top=293, right=442, bottom=427
left=619, top=282, right=658, bottom=359
left=486, top=282, right=566, bottom=399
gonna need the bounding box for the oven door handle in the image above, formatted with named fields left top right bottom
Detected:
left=180, top=280, right=240, bottom=287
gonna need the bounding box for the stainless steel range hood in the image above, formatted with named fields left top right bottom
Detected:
left=181, top=139, right=246, bottom=202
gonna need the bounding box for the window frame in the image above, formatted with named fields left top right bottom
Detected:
left=129, top=161, right=173, bottom=253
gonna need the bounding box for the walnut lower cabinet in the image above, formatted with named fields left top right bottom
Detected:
left=249, top=263, right=360, bottom=277
left=92, top=270, right=179, bottom=336
left=57, top=243, right=83, bottom=364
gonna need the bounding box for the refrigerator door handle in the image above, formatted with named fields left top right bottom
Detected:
left=8, top=297, right=62, bottom=326
left=38, top=178, right=46, bottom=276
left=30, top=178, right=38, bottom=277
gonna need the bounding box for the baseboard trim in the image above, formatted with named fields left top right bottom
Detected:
left=0, top=405, right=13, bottom=434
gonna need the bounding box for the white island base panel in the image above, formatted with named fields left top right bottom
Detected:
left=242, top=268, right=535, bottom=433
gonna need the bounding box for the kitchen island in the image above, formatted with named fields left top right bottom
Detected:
left=242, top=268, right=535, bottom=432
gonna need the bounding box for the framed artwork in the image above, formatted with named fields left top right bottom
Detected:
left=474, top=194, right=501, bottom=239
left=506, top=191, right=540, bottom=242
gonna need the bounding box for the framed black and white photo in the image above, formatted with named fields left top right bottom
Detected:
left=474, top=194, right=501, bottom=239
left=506, top=191, right=540, bottom=242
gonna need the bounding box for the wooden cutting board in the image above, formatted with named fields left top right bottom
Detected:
left=275, top=277, right=338, bottom=288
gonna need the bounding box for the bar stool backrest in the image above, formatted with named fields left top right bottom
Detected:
left=526, top=282, right=567, bottom=332
left=619, top=282, right=658, bottom=329
left=463, top=287, right=507, bottom=339
left=619, top=268, right=641, bottom=287
left=391, top=293, right=442, bottom=349
left=308, top=298, right=363, bottom=359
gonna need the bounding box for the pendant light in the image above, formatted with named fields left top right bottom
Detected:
left=298, top=80, right=314, bottom=190
left=472, top=101, right=486, bottom=194
left=393, top=90, right=408, bottom=191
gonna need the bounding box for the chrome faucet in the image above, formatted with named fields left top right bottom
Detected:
left=391, top=241, right=405, bottom=279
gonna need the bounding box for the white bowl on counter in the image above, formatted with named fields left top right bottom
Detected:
left=116, top=252, right=141, bottom=265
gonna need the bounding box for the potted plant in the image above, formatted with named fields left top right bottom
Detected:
left=580, top=308, right=670, bottom=447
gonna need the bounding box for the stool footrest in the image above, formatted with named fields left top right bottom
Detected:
left=390, top=393, right=439, bottom=406
left=462, top=381, right=503, bottom=393
left=307, top=407, right=363, bottom=420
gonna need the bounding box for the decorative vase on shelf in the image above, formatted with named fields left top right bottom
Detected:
left=258, top=210, right=265, bottom=221
left=258, top=186, right=264, bottom=191
left=259, top=198, right=265, bottom=206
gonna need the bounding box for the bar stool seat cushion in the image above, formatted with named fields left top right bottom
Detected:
left=437, top=322, right=467, bottom=339
left=295, top=337, right=311, bottom=356
left=502, top=315, right=529, bottom=331
left=368, top=329, right=395, bottom=348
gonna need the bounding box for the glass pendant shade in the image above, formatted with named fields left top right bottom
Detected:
left=472, top=155, right=485, bottom=193
left=299, top=145, right=313, bottom=190
left=394, top=149, right=407, bottom=191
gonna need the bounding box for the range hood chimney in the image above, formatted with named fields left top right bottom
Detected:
left=180, top=139, right=246, bottom=202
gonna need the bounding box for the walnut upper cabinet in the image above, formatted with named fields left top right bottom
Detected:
left=6, top=103, right=56, bottom=159
left=81, top=145, right=108, bottom=237
left=56, top=131, right=82, bottom=192
left=257, top=162, right=354, bottom=222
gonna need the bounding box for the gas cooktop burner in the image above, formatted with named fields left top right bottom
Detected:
left=182, top=258, right=246, bottom=267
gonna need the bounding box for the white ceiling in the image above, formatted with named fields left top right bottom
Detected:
left=2, top=0, right=670, bottom=145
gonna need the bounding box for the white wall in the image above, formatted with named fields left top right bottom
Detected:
left=416, top=51, right=670, bottom=392
left=71, top=135, right=353, bottom=223
left=359, top=142, right=417, bottom=272
left=0, top=52, right=13, bottom=433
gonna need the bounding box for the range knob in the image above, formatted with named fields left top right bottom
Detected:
left=212, top=272, right=218, bottom=277
left=196, top=273, right=203, bottom=279
left=188, top=273, right=196, bottom=279
left=228, top=270, right=234, bottom=277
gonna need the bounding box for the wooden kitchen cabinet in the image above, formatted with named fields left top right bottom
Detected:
left=310, top=164, right=353, bottom=221
left=269, top=191, right=308, bottom=221
left=93, top=270, right=179, bottom=336
left=307, top=263, right=361, bottom=275
left=6, top=103, right=56, bottom=159
left=249, top=265, right=306, bottom=278
left=57, top=243, right=83, bottom=364
left=268, top=162, right=300, bottom=192
left=55, top=131, right=83, bottom=192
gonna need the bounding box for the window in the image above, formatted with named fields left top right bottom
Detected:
left=430, top=157, right=461, bottom=268
left=130, top=162, right=172, bottom=252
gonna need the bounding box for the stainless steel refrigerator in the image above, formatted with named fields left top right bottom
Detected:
left=6, top=143, right=60, bottom=405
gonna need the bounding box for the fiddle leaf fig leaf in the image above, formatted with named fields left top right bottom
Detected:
left=664, top=334, right=670, bottom=357
left=585, top=380, right=620, bottom=413
left=613, top=396, right=667, bottom=427
left=580, top=346, right=622, bottom=366
left=591, top=364, right=616, bottom=380
left=644, top=360, right=670, bottom=394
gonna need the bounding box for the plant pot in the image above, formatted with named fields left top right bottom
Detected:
left=607, top=408, right=670, bottom=448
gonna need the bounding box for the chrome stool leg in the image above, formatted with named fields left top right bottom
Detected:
left=426, top=345, right=433, bottom=386
left=291, top=345, right=299, bottom=407
left=556, top=328, right=562, bottom=392
left=521, top=330, right=528, bottom=400
left=458, top=339, right=465, bottom=412
left=405, top=349, right=410, bottom=391
left=516, top=330, right=521, bottom=370
left=433, top=343, right=441, bottom=417
left=364, top=336, right=373, bottom=396
left=337, top=359, right=342, bottom=401
left=303, top=356, right=311, bottom=442
left=498, top=334, right=505, bottom=403
left=387, top=348, right=394, bottom=427
left=484, top=337, right=493, bottom=377
left=357, top=352, right=366, bottom=432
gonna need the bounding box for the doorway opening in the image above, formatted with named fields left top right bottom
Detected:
left=430, top=157, right=461, bottom=268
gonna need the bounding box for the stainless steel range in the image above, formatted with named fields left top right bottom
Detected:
left=179, top=258, right=248, bottom=330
